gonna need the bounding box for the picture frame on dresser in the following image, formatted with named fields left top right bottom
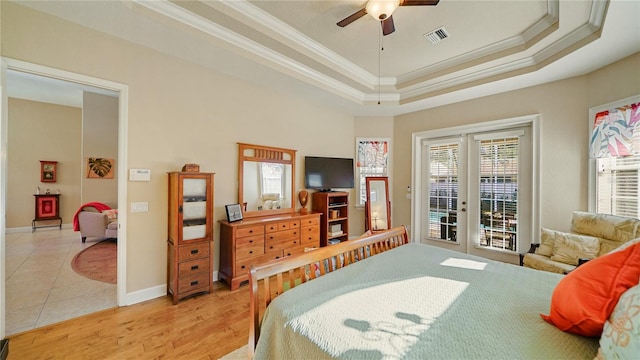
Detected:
left=225, top=203, right=243, bottom=222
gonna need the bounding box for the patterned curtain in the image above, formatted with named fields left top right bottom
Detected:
left=590, top=102, right=640, bottom=158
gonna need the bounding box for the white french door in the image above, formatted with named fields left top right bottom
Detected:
left=421, top=137, right=468, bottom=247
left=418, top=123, right=533, bottom=260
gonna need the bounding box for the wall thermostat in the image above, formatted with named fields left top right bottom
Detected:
left=129, top=168, right=151, bottom=181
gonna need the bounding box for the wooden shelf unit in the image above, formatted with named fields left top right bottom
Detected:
left=312, top=191, right=349, bottom=246
left=167, top=171, right=215, bottom=304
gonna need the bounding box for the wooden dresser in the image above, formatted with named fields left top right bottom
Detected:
left=219, top=212, right=321, bottom=290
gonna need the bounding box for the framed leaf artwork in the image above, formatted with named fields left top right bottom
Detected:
left=86, top=157, right=115, bottom=179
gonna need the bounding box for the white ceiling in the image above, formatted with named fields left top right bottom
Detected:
left=7, top=0, right=640, bottom=116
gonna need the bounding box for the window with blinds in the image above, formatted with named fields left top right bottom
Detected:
left=596, top=155, right=640, bottom=217
left=356, top=139, right=389, bottom=206
left=427, top=143, right=459, bottom=241
left=477, top=136, right=519, bottom=251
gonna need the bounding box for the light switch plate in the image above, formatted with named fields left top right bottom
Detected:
left=131, top=202, right=148, bottom=212
left=129, top=169, right=151, bottom=181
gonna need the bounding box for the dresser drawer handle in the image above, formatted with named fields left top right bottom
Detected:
left=249, top=230, right=253, bottom=233
left=270, top=246, right=274, bottom=249
left=249, top=240, right=253, bottom=243
left=270, top=236, right=274, bottom=240
left=293, top=232, right=297, bottom=235
left=190, top=249, right=198, bottom=255
left=190, top=280, right=199, bottom=286
left=241, top=265, right=246, bottom=269
left=191, top=265, right=199, bottom=271
left=249, top=250, right=253, bottom=254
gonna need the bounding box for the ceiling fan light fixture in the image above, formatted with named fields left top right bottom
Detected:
left=366, top=0, right=400, bottom=20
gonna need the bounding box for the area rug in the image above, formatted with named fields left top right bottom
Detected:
left=218, top=345, right=248, bottom=360
left=71, top=238, right=117, bottom=284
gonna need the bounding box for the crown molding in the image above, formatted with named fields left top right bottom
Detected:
left=134, top=0, right=369, bottom=102
left=134, top=0, right=610, bottom=107
left=216, top=0, right=378, bottom=87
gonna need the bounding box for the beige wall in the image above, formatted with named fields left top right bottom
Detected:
left=393, top=53, right=640, bottom=241
left=7, top=98, right=82, bottom=228
left=82, top=92, right=118, bottom=207
left=586, top=54, right=640, bottom=108
left=2, top=2, right=354, bottom=294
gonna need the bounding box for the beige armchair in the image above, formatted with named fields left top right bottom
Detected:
left=521, top=211, right=640, bottom=273
left=77, top=208, right=118, bottom=243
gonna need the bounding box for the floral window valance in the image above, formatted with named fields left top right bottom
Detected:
left=357, top=140, right=388, bottom=170
left=590, top=102, right=640, bottom=158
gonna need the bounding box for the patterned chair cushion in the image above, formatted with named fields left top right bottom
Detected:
left=535, top=228, right=557, bottom=257
left=571, top=211, right=640, bottom=256
left=549, top=231, right=600, bottom=266
left=522, top=252, right=575, bottom=274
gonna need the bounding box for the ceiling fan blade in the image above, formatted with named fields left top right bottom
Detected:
left=400, top=0, right=440, bottom=6
left=381, top=16, right=395, bottom=36
left=337, top=7, right=367, bottom=27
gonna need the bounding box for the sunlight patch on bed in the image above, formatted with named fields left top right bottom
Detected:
left=288, top=277, right=468, bottom=359
left=440, top=257, right=487, bottom=270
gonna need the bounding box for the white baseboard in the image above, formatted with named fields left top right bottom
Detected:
left=5, top=223, right=73, bottom=234
left=124, top=284, right=166, bottom=306
left=124, top=271, right=221, bottom=306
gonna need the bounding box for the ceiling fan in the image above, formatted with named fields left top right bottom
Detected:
left=337, top=0, right=440, bottom=36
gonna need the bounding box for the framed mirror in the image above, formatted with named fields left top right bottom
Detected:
left=365, top=176, right=391, bottom=231
left=238, top=143, right=296, bottom=218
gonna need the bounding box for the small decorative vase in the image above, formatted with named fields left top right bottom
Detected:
left=298, top=190, right=309, bottom=212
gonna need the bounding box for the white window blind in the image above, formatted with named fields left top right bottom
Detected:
left=596, top=155, right=640, bottom=217
left=427, top=142, right=459, bottom=241
left=476, top=135, right=519, bottom=251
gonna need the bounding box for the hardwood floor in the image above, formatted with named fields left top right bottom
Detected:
left=7, top=281, right=250, bottom=359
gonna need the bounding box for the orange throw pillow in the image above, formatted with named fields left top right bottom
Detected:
left=540, top=242, right=640, bottom=337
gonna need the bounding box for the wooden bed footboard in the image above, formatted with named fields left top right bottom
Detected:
left=248, top=225, right=409, bottom=356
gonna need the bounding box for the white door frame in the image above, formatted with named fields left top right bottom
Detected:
left=0, top=58, right=129, bottom=338
left=411, top=115, right=541, bottom=259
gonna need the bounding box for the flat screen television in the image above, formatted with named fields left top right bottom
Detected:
left=304, top=156, right=354, bottom=191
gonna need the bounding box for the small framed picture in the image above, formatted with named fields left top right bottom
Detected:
left=40, top=160, right=58, bottom=183
left=225, top=203, right=243, bottom=223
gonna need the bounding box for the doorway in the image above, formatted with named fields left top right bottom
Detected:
left=411, top=115, right=540, bottom=263
left=0, top=59, right=128, bottom=337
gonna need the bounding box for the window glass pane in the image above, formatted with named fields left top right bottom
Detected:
left=596, top=155, right=640, bottom=218
left=478, top=137, right=518, bottom=251
left=427, top=143, right=458, bottom=241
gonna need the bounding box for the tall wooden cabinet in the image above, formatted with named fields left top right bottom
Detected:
left=219, top=212, right=320, bottom=290
left=167, top=171, right=214, bottom=304
left=312, top=191, right=349, bottom=246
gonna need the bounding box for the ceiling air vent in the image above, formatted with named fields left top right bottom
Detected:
left=424, top=27, right=449, bottom=44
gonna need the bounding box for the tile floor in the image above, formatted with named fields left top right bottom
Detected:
left=5, top=228, right=117, bottom=335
